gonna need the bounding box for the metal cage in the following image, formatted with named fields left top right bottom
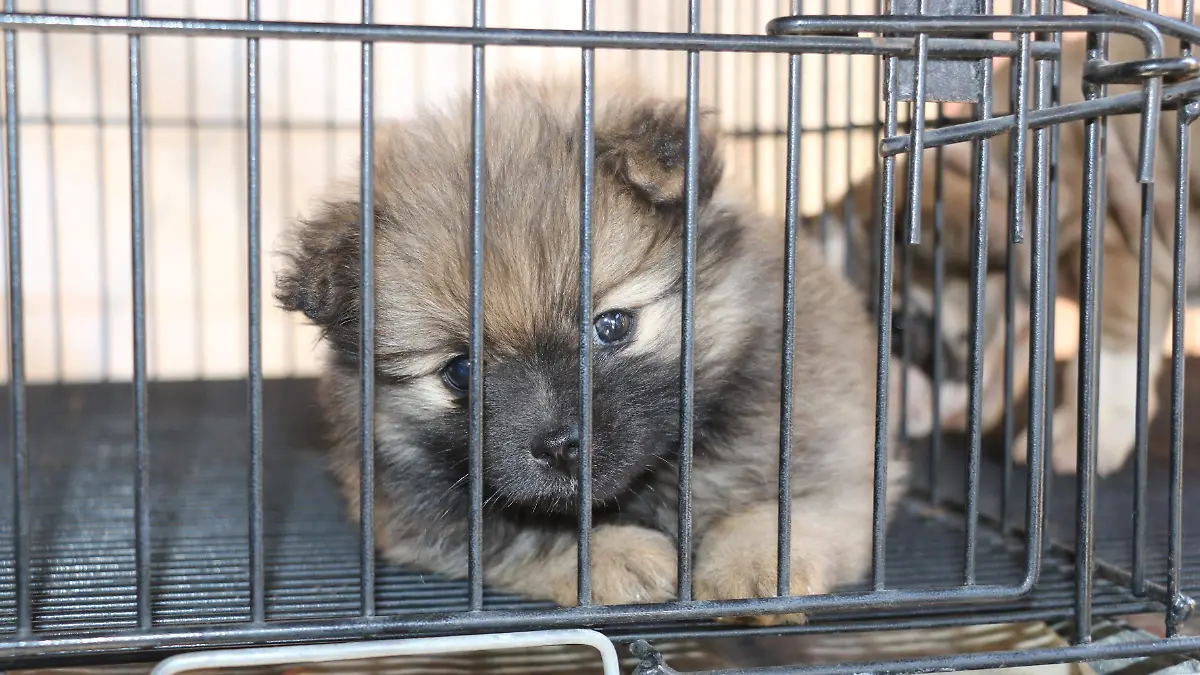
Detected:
left=1, top=1, right=1198, bottom=673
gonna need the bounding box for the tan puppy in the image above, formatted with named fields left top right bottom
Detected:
left=813, top=140, right=1029, bottom=442
left=276, top=77, right=910, bottom=625
left=816, top=28, right=1200, bottom=476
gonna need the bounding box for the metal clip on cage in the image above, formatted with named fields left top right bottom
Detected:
left=1, top=0, right=1200, bottom=674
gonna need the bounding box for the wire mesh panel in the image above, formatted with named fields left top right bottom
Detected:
left=0, top=1, right=1198, bottom=674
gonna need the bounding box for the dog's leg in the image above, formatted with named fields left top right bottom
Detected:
left=895, top=358, right=935, bottom=439
left=1082, top=236, right=1171, bottom=477
left=1014, top=350, right=1081, bottom=473
left=1015, top=233, right=1171, bottom=476
left=1091, top=271, right=1171, bottom=476
left=694, top=497, right=872, bottom=626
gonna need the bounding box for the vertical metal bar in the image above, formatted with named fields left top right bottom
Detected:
left=899, top=2, right=914, bottom=444
left=1130, top=0, right=1158, bottom=599
left=901, top=5, right=922, bottom=432
left=1003, top=8, right=1033, bottom=534
left=842, top=51, right=854, bottom=276
left=1042, top=0, right=1063, bottom=556
left=1023, top=0, right=1051, bottom=588
left=38, top=2, right=62, bottom=382
left=903, top=0, right=929, bottom=247
left=4, top=0, right=27, bottom=636
left=1074, top=27, right=1107, bottom=646
left=1167, top=0, right=1194, bottom=636
left=91, top=0, right=111, bottom=381
left=791, top=0, right=802, bottom=231
left=246, top=0, right=265, bottom=624
left=779, top=0, right=802, bottom=598
left=577, top=0, right=596, bottom=608
left=963, top=0, right=994, bottom=584
left=872, top=6, right=901, bottom=591
left=467, top=0, right=486, bottom=612
left=930, top=140, right=945, bottom=504
left=358, top=0, right=377, bottom=619
left=677, top=0, right=700, bottom=603
left=818, top=0, right=830, bottom=246
left=128, top=0, right=152, bottom=630
left=1092, top=47, right=1110, bottom=490
left=870, top=0, right=883, bottom=315
left=1009, top=36, right=1031, bottom=247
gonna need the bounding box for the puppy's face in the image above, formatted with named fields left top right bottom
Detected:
left=277, top=82, right=749, bottom=515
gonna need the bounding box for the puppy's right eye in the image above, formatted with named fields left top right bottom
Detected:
left=441, top=356, right=471, bottom=393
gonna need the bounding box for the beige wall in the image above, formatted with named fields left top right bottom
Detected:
left=4, top=0, right=1186, bottom=384
left=5, top=0, right=891, bottom=383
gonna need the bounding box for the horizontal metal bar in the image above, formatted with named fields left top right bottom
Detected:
left=881, top=76, right=1200, bottom=154
left=769, top=14, right=1163, bottom=46
left=1069, top=0, right=1200, bottom=44
left=1083, top=55, right=1200, bottom=85
left=0, top=582, right=1076, bottom=659
left=3, top=615, right=1196, bottom=672
left=0, top=12, right=1065, bottom=57
left=608, top=603, right=1160, bottom=643
left=690, top=634, right=1200, bottom=675
left=0, top=115, right=912, bottom=135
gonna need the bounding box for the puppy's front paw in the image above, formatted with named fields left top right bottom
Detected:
left=591, top=526, right=678, bottom=606
left=543, top=525, right=678, bottom=607
left=695, top=518, right=825, bottom=626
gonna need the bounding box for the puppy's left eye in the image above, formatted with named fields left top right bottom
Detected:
left=441, top=356, right=471, bottom=392
left=593, top=309, right=634, bottom=345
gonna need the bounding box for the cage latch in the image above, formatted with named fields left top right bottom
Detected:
left=1082, top=55, right=1200, bottom=86
left=893, top=0, right=988, bottom=102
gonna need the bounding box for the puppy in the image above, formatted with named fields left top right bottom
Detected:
left=276, top=77, right=909, bottom=625
left=819, top=27, right=1200, bottom=477
left=1005, top=30, right=1200, bottom=476
left=813, top=141, right=1029, bottom=442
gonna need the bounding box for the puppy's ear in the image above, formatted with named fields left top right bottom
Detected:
left=275, top=200, right=362, bottom=353
left=597, top=99, right=723, bottom=208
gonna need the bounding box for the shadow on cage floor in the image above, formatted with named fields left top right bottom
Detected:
left=0, top=358, right=1196, bottom=649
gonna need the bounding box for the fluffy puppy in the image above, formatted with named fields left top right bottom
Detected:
left=820, top=29, right=1200, bottom=478
left=275, top=77, right=909, bottom=625
left=814, top=142, right=1030, bottom=440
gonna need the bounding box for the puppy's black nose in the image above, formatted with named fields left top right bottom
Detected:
left=530, top=425, right=580, bottom=473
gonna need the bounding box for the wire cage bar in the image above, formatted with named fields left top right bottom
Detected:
left=0, top=1, right=1198, bottom=673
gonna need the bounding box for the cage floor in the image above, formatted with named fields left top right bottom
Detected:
left=0, top=361, right=1196, bottom=663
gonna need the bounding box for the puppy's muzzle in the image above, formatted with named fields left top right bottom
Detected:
left=530, top=424, right=581, bottom=475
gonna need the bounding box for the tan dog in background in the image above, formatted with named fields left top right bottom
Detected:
left=815, top=26, right=1200, bottom=476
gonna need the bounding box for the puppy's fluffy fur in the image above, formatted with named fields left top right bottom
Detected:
left=276, top=78, right=908, bottom=623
